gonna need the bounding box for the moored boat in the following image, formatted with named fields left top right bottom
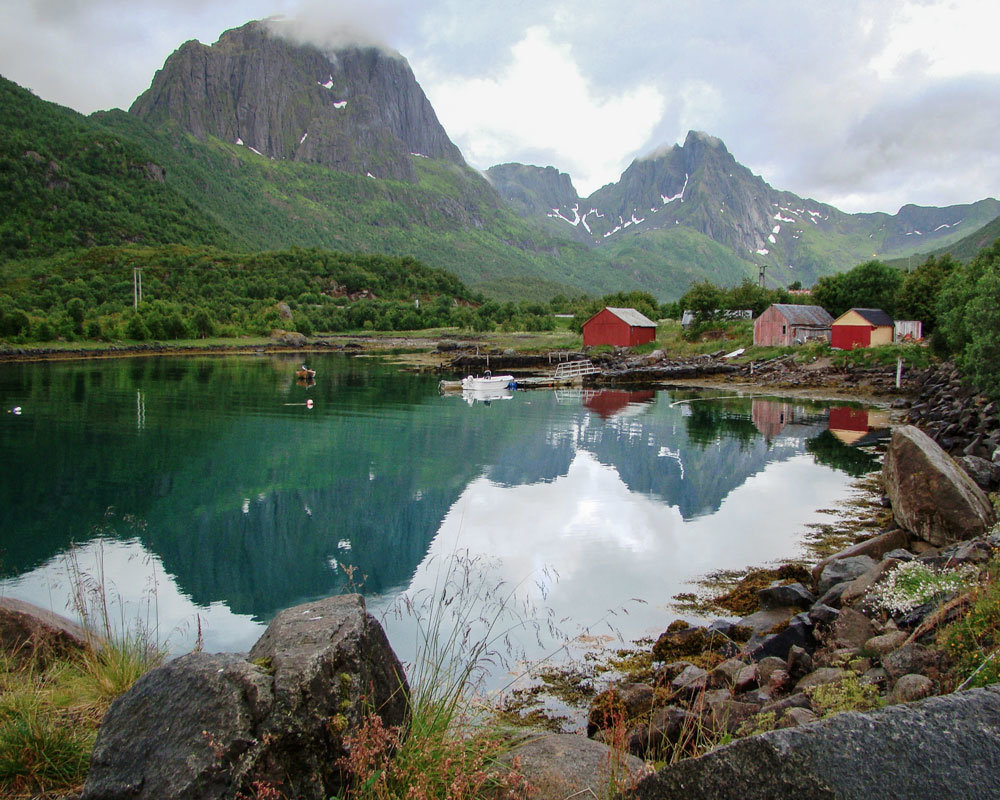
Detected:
left=460, top=370, right=515, bottom=391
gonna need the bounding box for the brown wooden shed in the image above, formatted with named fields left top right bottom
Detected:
left=753, top=304, right=834, bottom=347
left=582, top=307, right=657, bottom=347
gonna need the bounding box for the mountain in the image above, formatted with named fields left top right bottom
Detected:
left=0, top=77, right=234, bottom=260
left=3, top=17, right=999, bottom=304
left=494, top=130, right=1000, bottom=290
left=485, top=163, right=580, bottom=218
left=131, top=19, right=464, bottom=183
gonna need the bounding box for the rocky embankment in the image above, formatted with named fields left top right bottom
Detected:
left=571, top=365, right=1000, bottom=799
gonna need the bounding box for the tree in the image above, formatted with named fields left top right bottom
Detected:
left=680, top=281, right=723, bottom=322
left=66, top=297, right=85, bottom=335
left=810, top=260, right=902, bottom=318
left=895, top=254, right=955, bottom=333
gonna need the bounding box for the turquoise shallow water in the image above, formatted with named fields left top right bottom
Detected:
left=0, top=354, right=880, bottom=683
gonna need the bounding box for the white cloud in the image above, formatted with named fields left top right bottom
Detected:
left=871, top=0, right=1000, bottom=80
left=416, top=26, right=666, bottom=196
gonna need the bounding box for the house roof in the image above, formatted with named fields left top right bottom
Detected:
left=846, top=308, right=894, bottom=327
left=601, top=307, right=658, bottom=328
left=769, top=304, right=834, bottom=327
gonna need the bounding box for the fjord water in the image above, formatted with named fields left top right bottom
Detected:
left=0, top=355, right=878, bottom=683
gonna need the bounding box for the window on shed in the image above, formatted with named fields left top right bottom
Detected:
left=782, top=324, right=786, bottom=335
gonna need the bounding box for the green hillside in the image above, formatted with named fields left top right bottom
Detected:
left=91, top=111, right=613, bottom=301
left=0, top=77, right=234, bottom=259
left=886, top=214, right=1000, bottom=269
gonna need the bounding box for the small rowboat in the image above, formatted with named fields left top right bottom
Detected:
left=295, top=365, right=316, bottom=380
left=460, top=370, right=514, bottom=391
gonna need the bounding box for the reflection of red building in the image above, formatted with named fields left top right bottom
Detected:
left=828, top=406, right=891, bottom=444
left=751, top=399, right=795, bottom=439
left=584, top=389, right=655, bottom=419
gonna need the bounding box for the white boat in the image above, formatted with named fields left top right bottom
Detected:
left=460, top=370, right=515, bottom=391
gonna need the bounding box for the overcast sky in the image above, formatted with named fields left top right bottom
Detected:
left=3, top=0, right=998, bottom=212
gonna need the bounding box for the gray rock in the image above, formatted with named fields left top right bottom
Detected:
left=864, top=630, right=909, bottom=658
left=588, top=682, right=656, bottom=735
left=810, top=529, right=909, bottom=586
left=760, top=692, right=811, bottom=716
left=785, top=645, right=813, bottom=680
left=794, top=667, right=851, bottom=692
left=839, top=558, right=901, bottom=608
left=754, top=656, right=788, bottom=686
left=883, top=643, right=941, bottom=681
left=670, top=665, right=709, bottom=699
left=828, top=607, right=876, bottom=649
left=84, top=653, right=274, bottom=800
left=777, top=706, right=817, bottom=728
left=883, top=425, right=995, bottom=546
left=955, top=454, right=1000, bottom=490
left=506, top=733, right=651, bottom=800
left=890, top=673, right=934, bottom=704
left=707, top=658, right=745, bottom=689
left=817, top=556, right=877, bottom=597
left=738, top=606, right=796, bottom=633
left=807, top=604, right=840, bottom=625
left=83, top=594, right=408, bottom=800
left=271, top=329, right=307, bottom=346
left=861, top=667, right=889, bottom=687
left=0, top=596, right=94, bottom=664
left=633, top=686, right=1000, bottom=800
left=626, top=706, right=695, bottom=758
left=757, top=582, right=815, bottom=611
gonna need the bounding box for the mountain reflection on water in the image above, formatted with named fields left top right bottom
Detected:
left=0, top=356, right=878, bottom=663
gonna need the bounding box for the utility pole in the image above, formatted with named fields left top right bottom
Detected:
left=758, top=263, right=766, bottom=289
left=133, top=266, right=143, bottom=310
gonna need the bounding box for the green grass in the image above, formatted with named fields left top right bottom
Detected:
left=939, top=556, right=1000, bottom=690
left=0, top=640, right=161, bottom=797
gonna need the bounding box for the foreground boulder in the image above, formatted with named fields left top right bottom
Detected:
left=82, top=594, right=408, bottom=800
left=0, top=596, right=93, bottom=663
left=505, top=733, right=650, bottom=800
left=633, top=685, right=1000, bottom=800
left=882, top=425, right=994, bottom=546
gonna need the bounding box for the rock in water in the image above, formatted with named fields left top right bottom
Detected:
left=882, top=425, right=994, bottom=546
left=82, top=594, right=408, bottom=800
left=633, top=686, right=1000, bottom=800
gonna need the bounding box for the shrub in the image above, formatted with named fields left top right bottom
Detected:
left=938, top=557, right=1000, bottom=689
left=865, top=561, right=979, bottom=616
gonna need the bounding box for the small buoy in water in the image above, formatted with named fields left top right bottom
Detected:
left=8, top=406, right=21, bottom=415
left=306, top=399, right=314, bottom=409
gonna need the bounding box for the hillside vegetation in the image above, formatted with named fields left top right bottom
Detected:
left=0, top=79, right=234, bottom=259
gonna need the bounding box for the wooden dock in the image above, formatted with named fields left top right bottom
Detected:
left=440, top=359, right=602, bottom=392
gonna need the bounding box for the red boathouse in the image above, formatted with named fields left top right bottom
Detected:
left=582, top=307, right=657, bottom=347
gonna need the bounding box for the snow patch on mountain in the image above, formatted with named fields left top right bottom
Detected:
left=661, top=173, right=689, bottom=205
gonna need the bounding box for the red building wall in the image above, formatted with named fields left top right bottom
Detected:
left=753, top=306, right=793, bottom=346
left=582, top=309, right=655, bottom=347
left=831, top=325, right=871, bottom=350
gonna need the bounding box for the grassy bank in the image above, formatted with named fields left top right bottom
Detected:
left=0, top=637, right=161, bottom=798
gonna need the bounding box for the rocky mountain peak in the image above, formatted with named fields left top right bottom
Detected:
left=129, top=20, right=465, bottom=182
left=485, top=163, right=579, bottom=218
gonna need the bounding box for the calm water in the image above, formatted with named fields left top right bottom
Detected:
left=0, top=354, right=883, bottom=687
